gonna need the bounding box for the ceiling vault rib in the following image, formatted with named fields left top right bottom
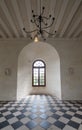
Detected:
left=0, top=18, right=12, bottom=37
left=47, top=0, right=56, bottom=38
left=43, top=0, right=51, bottom=38
left=0, top=30, right=6, bottom=38
left=67, top=13, right=82, bottom=37
left=25, top=0, right=34, bottom=38
left=53, top=0, right=69, bottom=35
left=74, top=27, right=82, bottom=37
left=0, top=0, right=19, bottom=37
left=11, top=0, right=26, bottom=37
left=60, top=0, right=81, bottom=37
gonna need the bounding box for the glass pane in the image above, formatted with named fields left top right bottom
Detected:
left=40, top=68, right=44, bottom=85
left=40, top=68, right=44, bottom=79
left=33, top=68, right=38, bottom=85
left=34, top=73, right=38, bottom=77
left=40, top=68, right=44, bottom=73
left=34, top=79, right=38, bottom=85
left=34, top=76, right=38, bottom=80
left=34, top=68, right=38, bottom=74
left=40, top=83, right=44, bottom=85
left=34, top=61, right=44, bottom=67
left=40, top=80, right=44, bottom=85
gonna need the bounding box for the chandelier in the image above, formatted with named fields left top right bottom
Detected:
left=23, top=0, right=56, bottom=41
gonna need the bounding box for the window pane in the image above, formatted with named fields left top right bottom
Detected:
left=34, top=79, right=38, bottom=85
left=34, top=76, right=38, bottom=80
left=40, top=68, right=44, bottom=85
left=34, top=68, right=38, bottom=74
left=34, top=69, right=38, bottom=79
left=34, top=61, right=44, bottom=67
left=33, top=68, right=38, bottom=85
left=40, top=68, right=44, bottom=79
left=40, top=68, right=44, bottom=73
left=34, top=73, right=38, bottom=78
left=40, top=79, right=44, bottom=85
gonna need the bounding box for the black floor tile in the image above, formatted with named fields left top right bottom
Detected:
left=5, top=114, right=14, bottom=119
left=1, top=109, right=8, bottom=113
left=68, top=120, right=80, bottom=129
left=52, top=114, right=60, bottom=119
left=17, top=114, right=25, bottom=120
left=28, top=114, right=37, bottom=119
left=50, top=109, right=57, bottom=113
left=11, top=121, right=23, bottom=129
left=0, top=121, right=9, bottom=129
left=60, top=109, right=67, bottom=113
left=79, top=109, right=82, bottom=111
left=54, top=121, right=65, bottom=129
left=11, top=109, right=18, bottom=113
left=63, top=113, right=72, bottom=119
left=25, top=121, right=37, bottom=129
left=69, top=108, right=77, bottom=112
left=20, top=109, right=27, bottom=113
left=0, top=113, right=3, bottom=117
left=40, top=114, right=48, bottom=119
left=40, top=121, right=51, bottom=129
left=74, top=113, right=82, bottom=119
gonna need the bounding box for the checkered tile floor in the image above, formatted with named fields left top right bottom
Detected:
left=0, top=95, right=82, bottom=130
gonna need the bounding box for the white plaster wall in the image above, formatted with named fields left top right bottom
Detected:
left=0, top=38, right=82, bottom=100
left=61, top=41, right=82, bottom=100
left=0, top=41, right=17, bottom=100
left=0, top=39, right=29, bottom=100
left=49, top=39, right=82, bottom=100
left=17, top=42, right=61, bottom=100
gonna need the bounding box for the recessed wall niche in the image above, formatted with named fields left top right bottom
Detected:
left=68, top=67, right=74, bottom=75
left=4, top=68, right=11, bottom=76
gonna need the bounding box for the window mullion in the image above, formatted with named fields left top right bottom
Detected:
left=38, top=68, right=40, bottom=86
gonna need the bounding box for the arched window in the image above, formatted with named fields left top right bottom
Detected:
left=32, top=60, right=46, bottom=87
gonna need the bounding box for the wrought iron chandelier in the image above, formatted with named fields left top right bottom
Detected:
left=23, top=0, right=56, bottom=41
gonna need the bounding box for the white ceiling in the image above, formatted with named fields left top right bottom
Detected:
left=0, top=0, right=82, bottom=39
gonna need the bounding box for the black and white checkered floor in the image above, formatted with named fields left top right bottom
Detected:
left=0, top=95, right=82, bottom=130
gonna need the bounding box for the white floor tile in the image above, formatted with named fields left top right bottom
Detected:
left=0, top=117, right=6, bottom=123
left=32, top=126, right=45, bottom=130
left=16, top=125, right=29, bottom=130
left=59, top=117, right=69, bottom=124
left=78, top=125, right=82, bottom=130
left=47, top=117, right=56, bottom=124
left=63, top=125, right=77, bottom=130
left=47, top=125, right=61, bottom=130
left=20, top=117, right=30, bottom=124
left=8, top=117, right=18, bottom=124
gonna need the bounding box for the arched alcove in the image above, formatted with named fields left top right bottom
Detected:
left=17, top=42, right=61, bottom=100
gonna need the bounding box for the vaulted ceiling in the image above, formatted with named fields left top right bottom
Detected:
left=0, top=0, right=82, bottom=39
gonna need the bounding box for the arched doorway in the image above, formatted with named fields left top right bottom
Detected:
left=17, top=42, right=61, bottom=100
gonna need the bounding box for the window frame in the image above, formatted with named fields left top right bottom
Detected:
left=32, top=59, right=46, bottom=87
